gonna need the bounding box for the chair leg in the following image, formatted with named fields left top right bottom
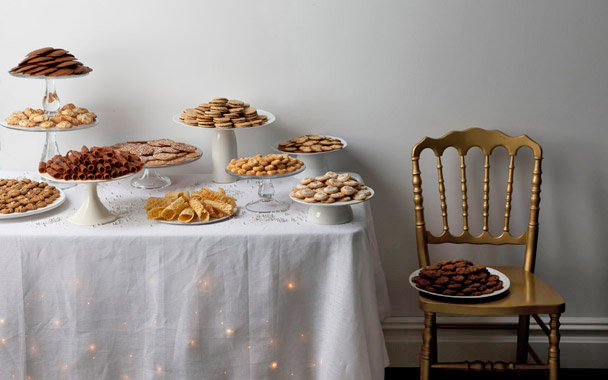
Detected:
left=548, top=313, right=561, bottom=380
left=420, top=312, right=435, bottom=380
left=516, top=315, right=530, bottom=363
left=430, top=313, right=438, bottom=363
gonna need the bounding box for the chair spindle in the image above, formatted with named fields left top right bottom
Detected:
left=504, top=155, right=515, bottom=232
left=483, top=155, right=490, bottom=232
left=460, top=155, right=469, bottom=231
left=436, top=155, right=449, bottom=232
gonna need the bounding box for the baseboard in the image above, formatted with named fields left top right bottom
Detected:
left=382, top=316, right=608, bottom=368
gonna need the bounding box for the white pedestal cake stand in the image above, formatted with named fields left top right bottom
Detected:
left=40, top=171, right=138, bottom=225
left=225, top=165, right=305, bottom=213
left=130, top=147, right=203, bottom=189
left=290, top=187, right=374, bottom=225
left=173, top=110, right=276, bottom=183
left=272, top=136, right=347, bottom=178
left=5, top=73, right=95, bottom=190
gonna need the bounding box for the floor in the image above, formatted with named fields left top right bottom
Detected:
left=384, top=368, right=608, bottom=379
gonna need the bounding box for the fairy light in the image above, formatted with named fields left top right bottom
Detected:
left=225, top=328, right=233, bottom=335
left=265, top=320, right=269, bottom=323
left=129, top=354, right=133, bottom=358
left=287, top=282, right=294, bottom=289
left=61, top=364, right=68, bottom=371
left=270, top=362, right=278, bottom=369
left=300, top=333, right=304, bottom=337
left=156, top=366, right=163, bottom=373
left=190, top=339, right=196, bottom=346
left=1, top=338, right=6, bottom=344
left=0, top=318, right=5, bottom=324
left=87, top=301, right=91, bottom=305
left=89, top=344, right=95, bottom=351
left=53, top=319, right=61, bottom=327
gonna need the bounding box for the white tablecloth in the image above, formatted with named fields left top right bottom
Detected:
left=0, top=172, right=390, bottom=380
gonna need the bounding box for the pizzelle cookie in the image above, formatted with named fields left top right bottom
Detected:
left=112, top=140, right=200, bottom=167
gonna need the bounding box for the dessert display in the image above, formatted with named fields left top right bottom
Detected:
left=0, top=178, right=60, bottom=214
left=227, top=154, right=304, bottom=177
left=39, top=146, right=144, bottom=180
left=180, top=98, right=269, bottom=128
left=145, top=187, right=236, bottom=223
left=113, top=139, right=201, bottom=166
left=9, top=47, right=92, bottom=77
left=411, top=260, right=505, bottom=297
left=290, top=172, right=371, bottom=204
left=4, top=103, right=97, bottom=129
left=278, top=135, right=344, bottom=153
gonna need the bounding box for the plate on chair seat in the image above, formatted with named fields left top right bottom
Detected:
left=409, top=267, right=510, bottom=300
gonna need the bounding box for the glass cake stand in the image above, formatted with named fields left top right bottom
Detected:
left=173, top=110, right=276, bottom=183
left=225, top=165, right=306, bottom=213
left=5, top=72, right=96, bottom=190
left=130, top=147, right=203, bottom=189
left=272, top=135, right=347, bottom=178
left=40, top=171, right=139, bottom=225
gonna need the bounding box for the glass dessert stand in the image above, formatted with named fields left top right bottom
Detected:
left=272, top=135, right=347, bottom=178
left=40, top=171, right=138, bottom=225
left=4, top=73, right=96, bottom=190
left=173, top=110, right=276, bottom=183
left=130, top=148, right=203, bottom=189
left=225, top=165, right=306, bottom=213
left=290, top=187, right=374, bottom=225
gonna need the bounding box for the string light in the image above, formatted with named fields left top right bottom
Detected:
left=0, top=318, right=5, bottom=324
left=89, top=344, right=96, bottom=351
left=129, top=354, right=133, bottom=358
left=156, top=366, right=163, bottom=373
left=288, top=282, right=294, bottom=289
left=225, top=328, right=233, bottom=335
left=1, top=338, right=6, bottom=344
left=53, top=319, right=61, bottom=327
left=270, top=362, right=278, bottom=369
left=190, top=340, right=196, bottom=346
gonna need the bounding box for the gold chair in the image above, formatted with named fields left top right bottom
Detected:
left=410, top=128, right=565, bottom=380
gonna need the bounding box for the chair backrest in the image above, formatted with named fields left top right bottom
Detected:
left=411, top=128, right=543, bottom=272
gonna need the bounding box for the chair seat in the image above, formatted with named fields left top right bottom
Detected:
left=418, top=266, right=565, bottom=316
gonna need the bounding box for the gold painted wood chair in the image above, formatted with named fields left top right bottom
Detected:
left=410, top=128, right=565, bottom=380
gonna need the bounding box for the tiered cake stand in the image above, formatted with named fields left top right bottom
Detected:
left=130, top=147, right=203, bottom=189
left=2, top=73, right=97, bottom=189
left=225, top=165, right=305, bottom=213
left=272, top=135, right=347, bottom=178
left=40, top=171, right=139, bottom=225
left=173, top=110, right=276, bottom=183
left=290, top=186, right=374, bottom=225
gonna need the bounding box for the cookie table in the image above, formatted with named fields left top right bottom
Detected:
left=0, top=171, right=390, bottom=380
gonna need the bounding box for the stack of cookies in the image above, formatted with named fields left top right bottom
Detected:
left=180, top=98, right=268, bottom=128
left=226, top=154, right=304, bottom=176
left=9, top=47, right=92, bottom=77
left=5, top=103, right=97, bottom=129
left=411, top=260, right=504, bottom=296
left=113, top=139, right=201, bottom=167
left=278, top=135, right=344, bottom=153
left=291, top=172, right=371, bottom=204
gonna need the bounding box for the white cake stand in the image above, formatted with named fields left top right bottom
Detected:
left=173, top=110, right=276, bottom=183
left=130, top=147, right=203, bottom=189
left=40, top=171, right=139, bottom=225
left=290, top=187, right=374, bottom=225
left=225, top=165, right=305, bottom=213
left=272, top=136, right=347, bottom=178
left=6, top=72, right=96, bottom=190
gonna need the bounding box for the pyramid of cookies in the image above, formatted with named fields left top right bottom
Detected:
left=180, top=98, right=268, bottom=128
left=9, top=47, right=92, bottom=77
left=412, top=260, right=504, bottom=296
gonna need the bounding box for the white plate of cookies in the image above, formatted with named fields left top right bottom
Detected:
left=274, top=135, right=347, bottom=155
left=0, top=179, right=66, bottom=219
left=289, top=172, right=374, bottom=206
